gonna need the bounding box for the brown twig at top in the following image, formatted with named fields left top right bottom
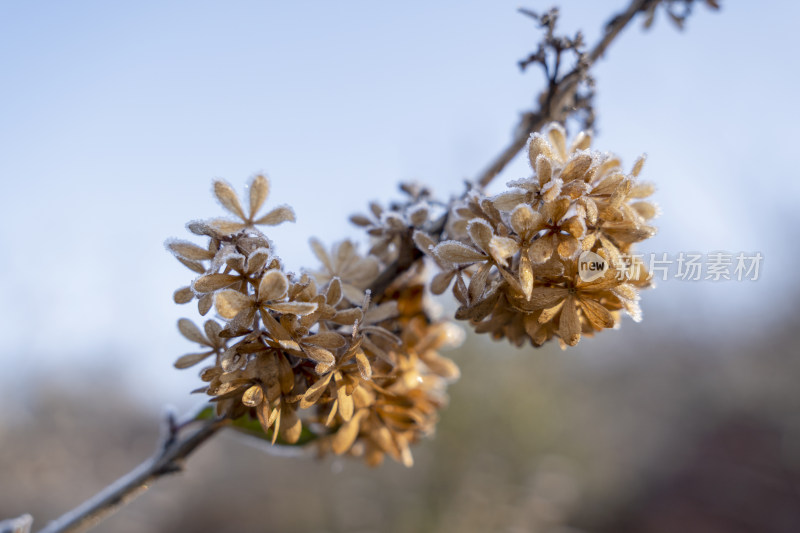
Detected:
left=36, top=406, right=228, bottom=533
left=370, top=0, right=658, bottom=299
left=475, top=0, right=658, bottom=188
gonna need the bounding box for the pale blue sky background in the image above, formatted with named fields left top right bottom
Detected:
left=0, top=1, right=795, bottom=410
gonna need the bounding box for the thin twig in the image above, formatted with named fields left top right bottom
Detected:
left=37, top=405, right=227, bottom=533
left=475, top=0, right=656, bottom=188
left=370, top=0, right=656, bottom=299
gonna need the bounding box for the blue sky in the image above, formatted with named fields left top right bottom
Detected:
left=0, top=1, right=795, bottom=409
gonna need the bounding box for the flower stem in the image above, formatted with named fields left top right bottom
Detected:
left=36, top=406, right=227, bottom=533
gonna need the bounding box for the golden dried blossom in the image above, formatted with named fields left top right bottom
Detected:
left=308, top=239, right=379, bottom=304
left=424, top=122, right=657, bottom=349
left=169, top=175, right=461, bottom=467
left=350, top=182, right=441, bottom=262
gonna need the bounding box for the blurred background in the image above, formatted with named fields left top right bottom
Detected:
left=1, top=1, right=798, bottom=531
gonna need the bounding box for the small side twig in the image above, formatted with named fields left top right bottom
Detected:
left=475, top=0, right=658, bottom=188
left=36, top=405, right=227, bottom=533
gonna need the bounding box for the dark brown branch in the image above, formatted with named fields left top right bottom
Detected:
left=475, top=0, right=656, bottom=188
left=37, top=407, right=227, bottom=533
left=370, top=0, right=656, bottom=297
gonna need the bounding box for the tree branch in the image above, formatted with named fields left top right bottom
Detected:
left=36, top=405, right=227, bottom=533
left=475, top=0, right=656, bottom=188
left=6, top=3, right=671, bottom=532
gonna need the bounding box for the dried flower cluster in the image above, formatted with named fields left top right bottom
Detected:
left=169, top=176, right=461, bottom=466
left=169, top=123, right=657, bottom=465
left=416, top=123, right=657, bottom=348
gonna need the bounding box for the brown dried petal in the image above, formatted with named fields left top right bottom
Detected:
left=468, top=262, right=491, bottom=302
left=331, top=411, right=364, bottom=454
left=579, top=298, right=616, bottom=330
left=467, top=219, right=494, bottom=254
left=528, top=236, right=554, bottom=263
left=266, top=301, right=318, bottom=316
left=557, top=236, right=580, bottom=259
left=335, top=240, right=355, bottom=268
left=631, top=201, right=658, bottom=220
left=249, top=174, right=270, bottom=218
left=350, top=214, right=373, bottom=227
left=528, top=133, right=554, bottom=165
left=198, top=293, right=214, bottom=315
left=539, top=301, right=564, bottom=324
left=331, top=308, right=363, bottom=325
left=558, top=296, right=581, bottom=346
left=215, top=290, right=253, bottom=319
left=167, top=240, right=215, bottom=261
left=309, top=238, right=333, bottom=272
left=630, top=181, right=656, bottom=199
left=421, top=350, right=460, bottom=380
left=178, top=318, right=207, bottom=345
left=224, top=253, right=246, bottom=273
left=519, top=253, right=534, bottom=300
left=355, top=350, right=372, bottom=380
left=428, top=269, right=455, bottom=295
left=246, top=248, right=271, bottom=274
left=578, top=198, right=598, bottom=226
left=613, top=283, right=639, bottom=302
left=173, top=286, right=194, bottom=304
left=204, top=319, right=222, bottom=343
left=408, top=204, right=429, bottom=227
left=452, top=273, right=469, bottom=305
left=242, top=384, right=264, bottom=407
left=536, top=154, right=553, bottom=186
left=543, top=197, right=571, bottom=223
left=491, top=190, right=527, bottom=211
left=489, top=235, right=519, bottom=263
left=631, top=154, right=646, bottom=177
left=547, top=124, right=567, bottom=161
left=271, top=404, right=282, bottom=444
left=300, top=372, right=333, bottom=408
left=528, top=286, right=568, bottom=309
left=303, top=345, right=336, bottom=369
left=254, top=205, right=296, bottom=226
left=281, top=405, right=302, bottom=444
left=412, top=230, right=436, bottom=256
left=276, top=352, right=295, bottom=394
left=510, top=204, right=543, bottom=239
left=434, top=241, right=487, bottom=264
left=591, top=173, right=625, bottom=196
left=337, top=383, right=354, bottom=421
left=194, top=273, right=241, bottom=293
left=364, top=302, right=399, bottom=324
left=561, top=153, right=593, bottom=182
left=569, top=131, right=592, bottom=152
left=325, top=277, right=343, bottom=306
left=304, top=331, right=347, bottom=350
left=257, top=270, right=287, bottom=302
left=213, top=180, right=246, bottom=220
left=174, top=351, right=213, bottom=369
left=176, top=256, right=206, bottom=274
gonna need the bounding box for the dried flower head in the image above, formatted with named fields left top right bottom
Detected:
left=169, top=175, right=461, bottom=467
left=420, top=123, right=657, bottom=348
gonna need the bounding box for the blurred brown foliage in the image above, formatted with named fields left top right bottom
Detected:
left=2, top=307, right=800, bottom=533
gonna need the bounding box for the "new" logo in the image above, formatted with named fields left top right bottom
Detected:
left=578, top=251, right=608, bottom=282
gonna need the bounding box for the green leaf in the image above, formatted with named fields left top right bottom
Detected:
left=194, top=406, right=318, bottom=446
